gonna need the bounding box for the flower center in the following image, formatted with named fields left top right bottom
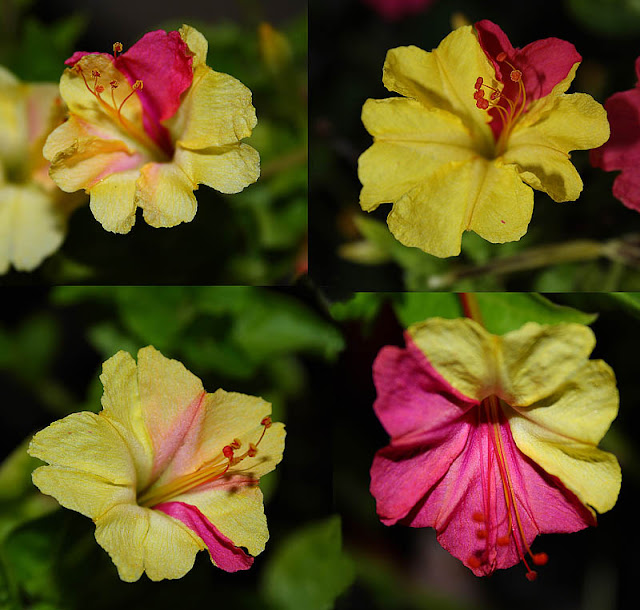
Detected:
left=75, top=42, right=169, bottom=161
left=467, top=395, right=548, bottom=581
left=137, top=416, right=273, bottom=508
left=473, top=52, right=527, bottom=156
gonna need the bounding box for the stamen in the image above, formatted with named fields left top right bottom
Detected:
left=474, top=77, right=483, bottom=90
left=510, top=69, right=522, bottom=82
left=469, top=396, right=549, bottom=580
left=496, top=52, right=507, bottom=62
left=113, top=41, right=123, bottom=58
left=137, top=416, right=273, bottom=508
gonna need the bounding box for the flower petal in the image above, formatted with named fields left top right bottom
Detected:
left=155, top=501, right=253, bottom=572
left=358, top=98, right=477, bottom=211
left=136, top=346, right=206, bottom=480
left=89, top=169, right=139, bottom=233
left=175, top=143, right=260, bottom=194
left=154, top=389, right=282, bottom=485
left=94, top=504, right=203, bottom=582
left=28, top=411, right=136, bottom=519
left=503, top=145, right=583, bottom=202
left=175, top=480, right=268, bottom=557
left=408, top=318, right=497, bottom=401
left=466, top=160, right=534, bottom=244
left=508, top=359, right=621, bottom=514
left=136, top=162, right=197, bottom=228
left=510, top=93, right=610, bottom=154
left=45, top=115, right=143, bottom=193
left=499, top=322, right=596, bottom=406
left=0, top=185, right=65, bottom=273
left=172, top=67, right=257, bottom=150
left=381, top=26, right=495, bottom=144
left=612, top=166, right=640, bottom=212
left=99, top=350, right=154, bottom=489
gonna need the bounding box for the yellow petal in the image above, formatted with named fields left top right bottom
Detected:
left=512, top=92, right=609, bottom=153
left=179, top=24, right=209, bottom=68
left=136, top=162, right=197, bottom=228
left=94, top=504, right=203, bottom=582
left=0, top=185, right=65, bottom=273
left=175, top=143, right=260, bottom=194
left=171, top=67, right=257, bottom=150
left=382, top=26, right=495, bottom=146
left=0, top=68, right=27, bottom=165
left=507, top=360, right=621, bottom=514
left=409, top=317, right=498, bottom=401
left=89, top=169, right=139, bottom=233
left=28, top=411, right=136, bottom=518
left=45, top=115, right=143, bottom=193
left=136, top=346, right=205, bottom=478
left=358, top=98, right=476, bottom=211
left=466, top=160, right=534, bottom=244
left=100, top=350, right=154, bottom=489
left=502, top=145, right=583, bottom=202
left=498, top=322, right=596, bottom=406
left=32, top=465, right=134, bottom=520
left=175, top=482, right=268, bottom=556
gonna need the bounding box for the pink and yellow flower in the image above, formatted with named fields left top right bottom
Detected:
left=28, top=346, right=285, bottom=581
left=591, top=57, right=640, bottom=212
left=44, top=25, right=259, bottom=233
left=0, top=66, right=81, bottom=273
left=358, top=21, right=610, bottom=257
left=370, top=318, right=620, bottom=579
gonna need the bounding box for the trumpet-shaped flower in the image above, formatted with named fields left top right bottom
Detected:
left=28, top=346, right=285, bottom=582
left=370, top=318, right=620, bottom=579
left=0, top=66, right=81, bottom=273
left=591, top=57, right=640, bottom=212
left=44, top=25, right=259, bottom=233
left=358, top=21, right=610, bottom=257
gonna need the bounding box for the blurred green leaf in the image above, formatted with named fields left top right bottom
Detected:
left=395, top=293, right=596, bottom=334
left=566, top=0, right=640, bottom=36
left=262, top=516, right=354, bottom=610
left=232, top=293, right=344, bottom=363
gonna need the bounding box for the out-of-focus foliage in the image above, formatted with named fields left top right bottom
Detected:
left=262, top=516, right=355, bottom=610
left=331, top=292, right=597, bottom=334
left=0, top=287, right=349, bottom=609
left=1, top=2, right=307, bottom=284
left=312, top=0, right=640, bottom=293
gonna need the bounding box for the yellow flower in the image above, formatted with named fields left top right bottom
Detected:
left=28, top=346, right=285, bottom=582
left=358, top=21, right=610, bottom=257
left=44, top=25, right=260, bottom=234
left=0, top=66, right=81, bottom=273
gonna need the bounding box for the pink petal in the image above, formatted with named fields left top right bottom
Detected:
left=475, top=20, right=581, bottom=140
left=115, top=30, right=193, bottom=156
left=369, top=335, right=595, bottom=577
left=405, top=406, right=594, bottom=575
left=613, top=167, right=640, bottom=212
left=154, top=501, right=254, bottom=572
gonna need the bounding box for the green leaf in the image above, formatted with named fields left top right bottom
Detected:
left=262, top=516, right=355, bottom=610
left=566, top=0, right=640, bottom=36
left=393, top=293, right=596, bottom=334
left=329, top=293, right=392, bottom=324
left=232, top=293, right=344, bottom=363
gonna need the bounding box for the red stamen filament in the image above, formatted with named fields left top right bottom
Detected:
left=472, top=53, right=527, bottom=154
left=468, top=396, right=547, bottom=581
left=137, top=417, right=272, bottom=508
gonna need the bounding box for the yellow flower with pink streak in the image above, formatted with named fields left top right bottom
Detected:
left=29, top=346, right=285, bottom=582
left=44, top=25, right=259, bottom=233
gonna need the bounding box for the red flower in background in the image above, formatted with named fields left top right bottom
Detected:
left=591, top=57, right=640, bottom=212
left=362, top=0, right=436, bottom=21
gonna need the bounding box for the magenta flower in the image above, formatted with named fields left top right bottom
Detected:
left=370, top=318, right=620, bottom=579
left=591, top=57, right=640, bottom=212
left=361, top=0, right=436, bottom=21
